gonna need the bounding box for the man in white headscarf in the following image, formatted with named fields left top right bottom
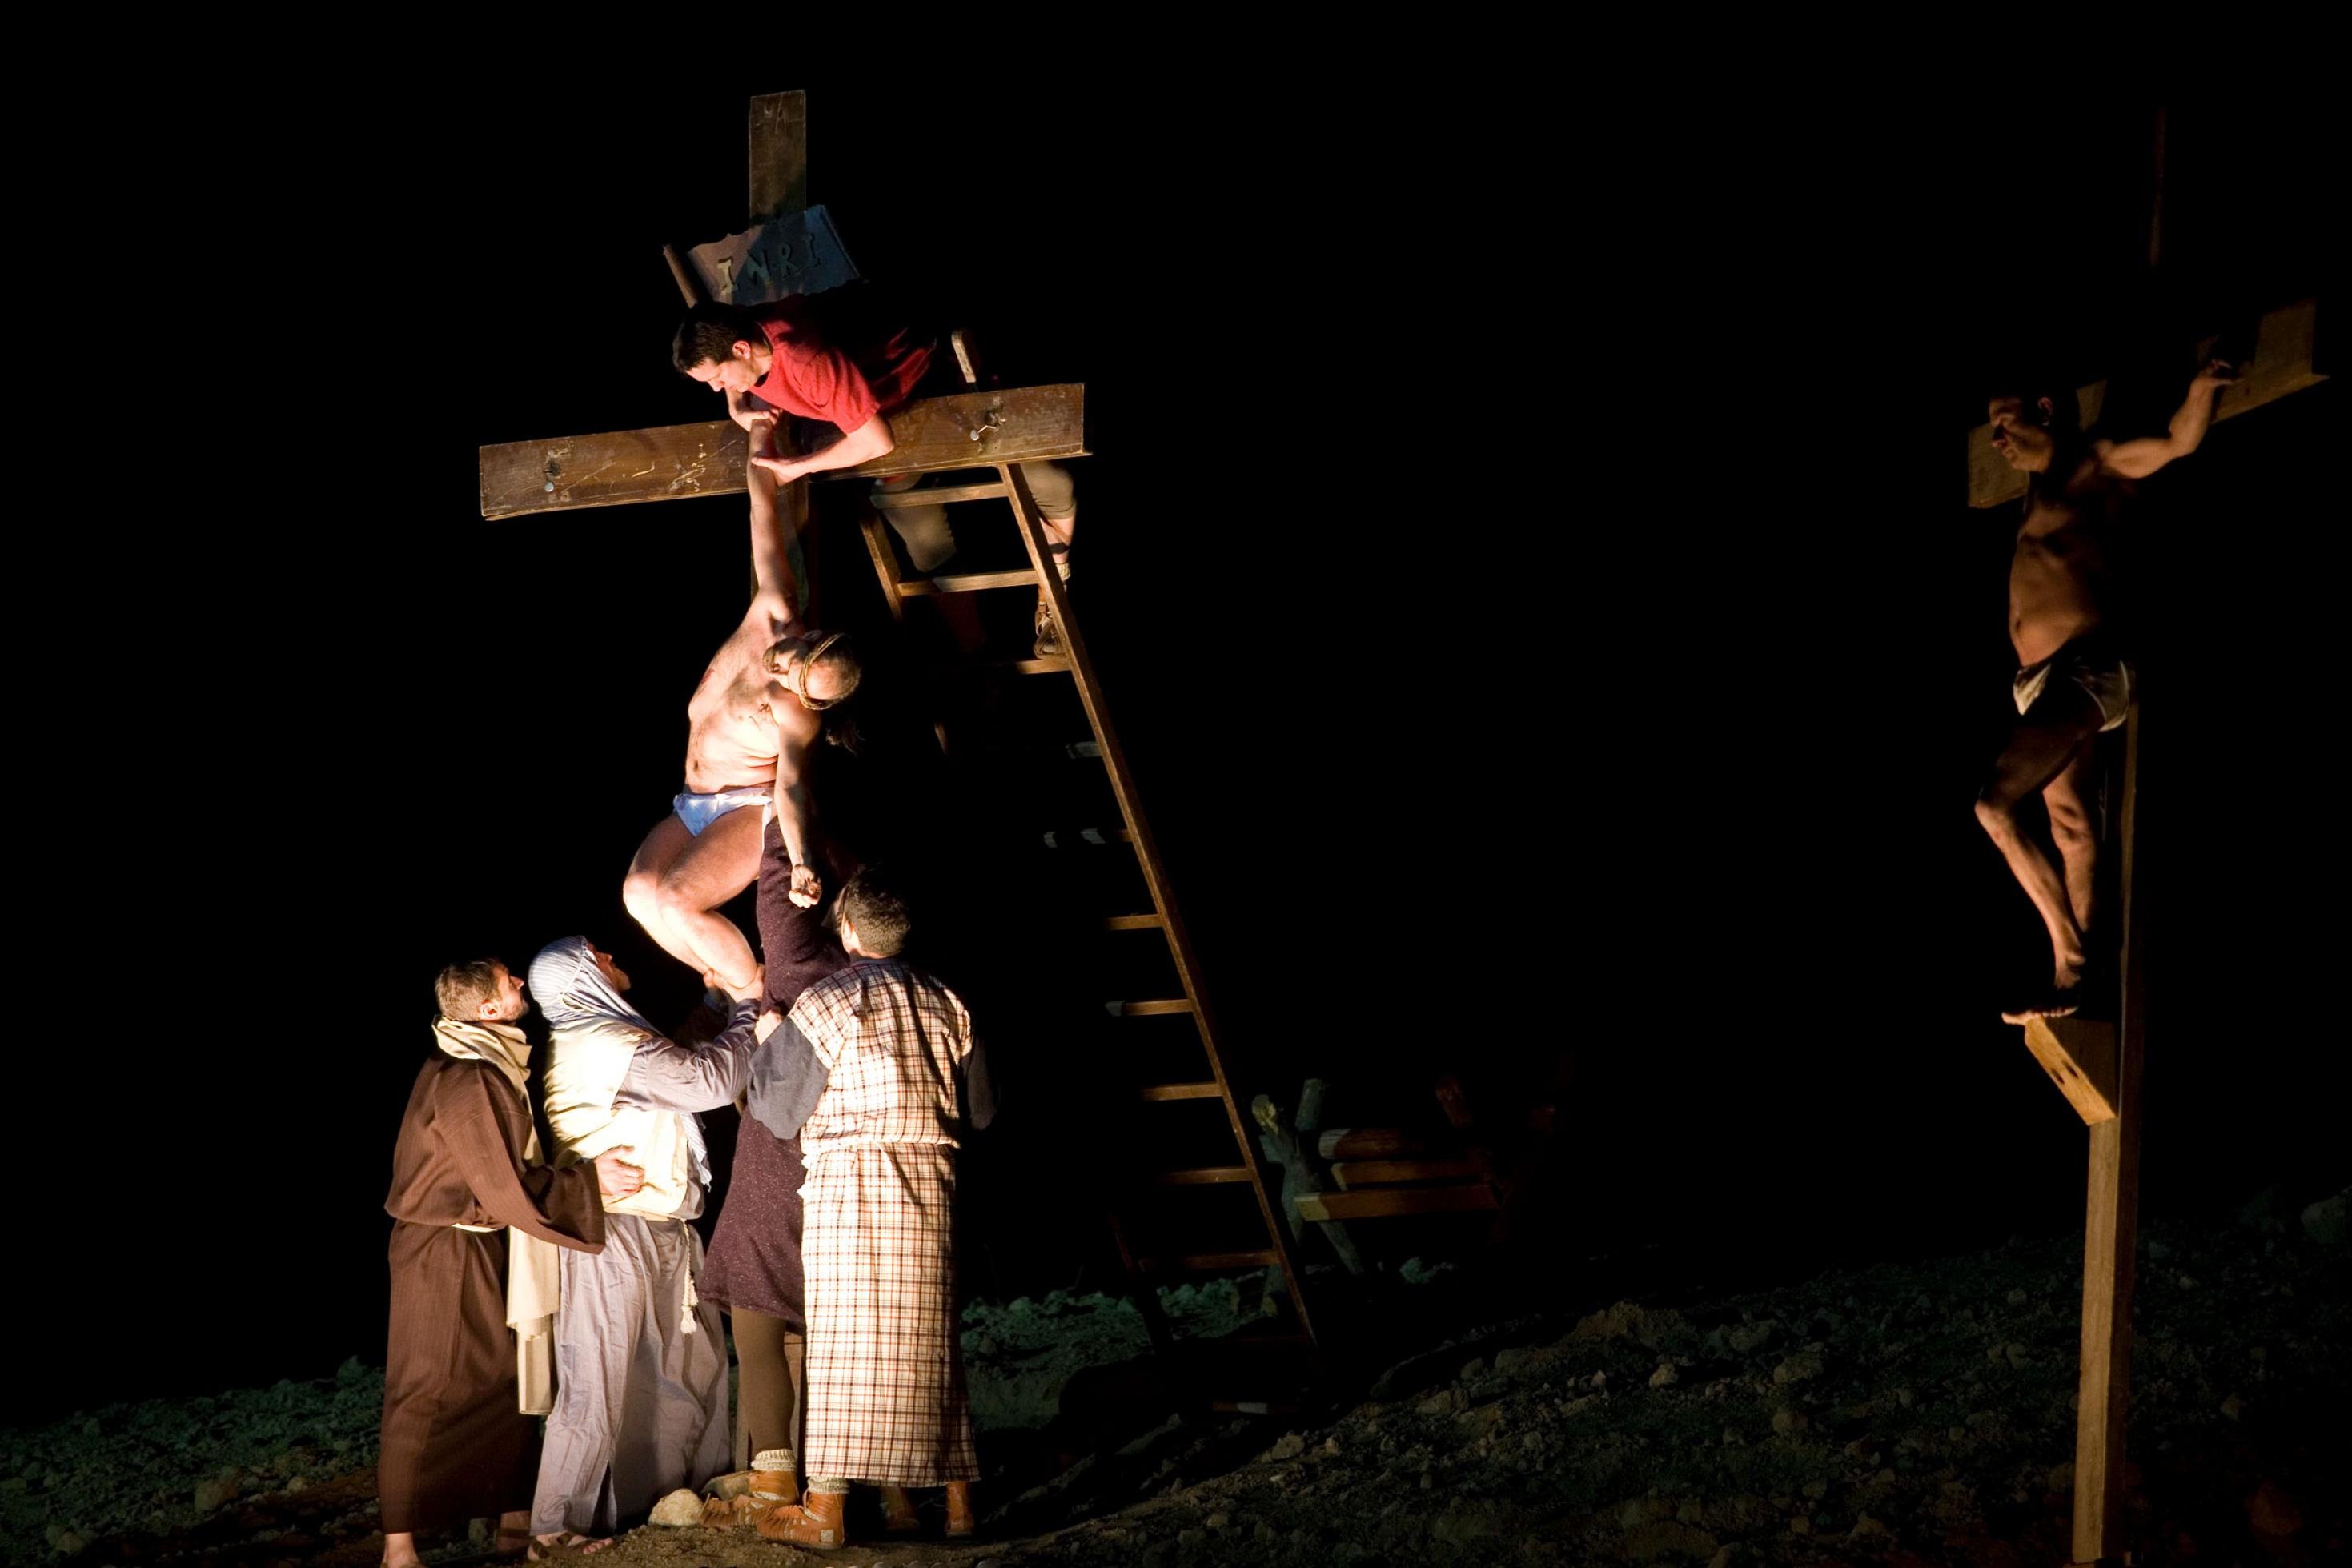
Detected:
left=526, top=936, right=763, bottom=1550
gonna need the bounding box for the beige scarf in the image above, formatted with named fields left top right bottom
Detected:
left=432, top=1017, right=560, bottom=1414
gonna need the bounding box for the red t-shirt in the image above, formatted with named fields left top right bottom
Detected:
left=749, top=295, right=934, bottom=435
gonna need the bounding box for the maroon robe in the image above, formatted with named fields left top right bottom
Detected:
left=379, top=1055, right=604, bottom=1536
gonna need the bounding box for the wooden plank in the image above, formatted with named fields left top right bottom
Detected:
left=1136, top=1250, right=1282, bottom=1273
left=1104, top=913, right=1164, bottom=930
left=1967, top=297, right=2326, bottom=508
left=2021, top=1016, right=2119, bottom=1125
left=480, top=386, right=1086, bottom=520
left=1150, top=1166, right=1253, bottom=1187
left=1109, top=999, right=1194, bottom=1017
left=2072, top=696, right=2145, bottom=1565
left=1315, top=1128, right=1431, bottom=1161
left=1328, top=1157, right=1487, bottom=1190
left=1294, top=1185, right=1501, bottom=1222
left=1254, top=1091, right=1363, bottom=1274
left=873, top=481, right=1007, bottom=508
left=748, top=90, right=808, bottom=221
left=900, top=569, right=1038, bottom=596
left=1136, top=1081, right=1220, bottom=1101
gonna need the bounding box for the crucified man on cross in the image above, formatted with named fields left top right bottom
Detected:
left=620, top=457, right=861, bottom=991
left=1976, top=355, right=2236, bottom=1023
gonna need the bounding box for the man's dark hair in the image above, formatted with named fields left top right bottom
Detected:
left=837, top=868, right=913, bottom=957
left=435, top=958, right=506, bottom=1020
left=672, top=301, right=767, bottom=375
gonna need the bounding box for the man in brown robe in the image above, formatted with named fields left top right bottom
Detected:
left=380, top=958, right=644, bottom=1567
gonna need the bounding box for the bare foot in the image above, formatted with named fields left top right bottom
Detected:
left=2001, top=981, right=2081, bottom=1025
left=528, top=1531, right=611, bottom=1559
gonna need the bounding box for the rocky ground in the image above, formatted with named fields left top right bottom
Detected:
left=7, top=1189, right=2342, bottom=1568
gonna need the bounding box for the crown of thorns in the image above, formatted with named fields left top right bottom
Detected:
left=771, top=631, right=851, bottom=710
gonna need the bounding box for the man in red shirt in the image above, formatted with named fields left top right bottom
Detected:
left=673, top=295, right=1077, bottom=653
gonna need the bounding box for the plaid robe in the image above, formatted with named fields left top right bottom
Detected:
left=786, top=960, right=982, bottom=1486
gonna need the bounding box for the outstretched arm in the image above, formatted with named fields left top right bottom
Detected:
left=2097, top=360, right=2237, bottom=479
left=746, top=451, right=804, bottom=634
left=770, top=726, right=821, bottom=908
left=749, top=411, right=897, bottom=486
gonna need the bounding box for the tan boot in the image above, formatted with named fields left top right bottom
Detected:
left=706, top=1455, right=797, bottom=1528
left=945, top=1479, right=977, bottom=1538
left=754, top=1484, right=847, bottom=1550
left=879, top=1483, right=919, bottom=1534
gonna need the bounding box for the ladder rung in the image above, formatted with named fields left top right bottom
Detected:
left=1109, top=999, right=1194, bottom=1017
left=871, top=481, right=1008, bottom=509
left=1330, top=1157, right=1487, bottom=1189
left=1136, top=1081, right=1220, bottom=1101
left=1294, top=1184, right=1499, bottom=1221
left=900, top=569, right=1037, bottom=596
left=1150, top=1165, right=1254, bottom=1187
left=1103, top=913, right=1165, bottom=930
left=998, top=657, right=1071, bottom=675
left=1135, top=1249, right=1281, bottom=1272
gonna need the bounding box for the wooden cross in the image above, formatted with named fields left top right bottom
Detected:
left=476, top=91, right=1085, bottom=528
left=1975, top=295, right=2327, bottom=1566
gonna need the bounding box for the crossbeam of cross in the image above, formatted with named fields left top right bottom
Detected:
left=476, top=91, right=1085, bottom=526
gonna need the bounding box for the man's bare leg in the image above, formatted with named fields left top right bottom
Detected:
left=1975, top=686, right=2104, bottom=1020
left=2043, top=742, right=2101, bottom=944
left=622, top=814, right=703, bottom=974
left=648, top=805, right=766, bottom=986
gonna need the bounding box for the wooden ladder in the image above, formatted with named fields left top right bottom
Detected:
left=850, top=336, right=1319, bottom=1397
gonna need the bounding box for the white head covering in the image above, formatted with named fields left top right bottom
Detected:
left=527, top=937, right=709, bottom=1186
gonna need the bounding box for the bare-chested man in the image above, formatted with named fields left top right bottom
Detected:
left=1977, top=357, right=2235, bottom=1022
left=620, top=455, right=862, bottom=989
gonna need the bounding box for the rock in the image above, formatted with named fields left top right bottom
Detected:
left=1254, top=1520, right=1278, bottom=1543
left=284, top=1474, right=307, bottom=1495
left=1204, top=1510, right=1228, bottom=1530
left=193, top=1477, right=234, bottom=1514
left=1459, top=1357, right=1487, bottom=1381
left=1619, top=1497, right=1673, bottom=1527
left=2003, top=1342, right=2029, bottom=1369
left=1178, top=1526, right=1206, bottom=1546
left=1725, top=1319, right=1778, bottom=1354
left=1708, top=1550, right=1738, bottom=1568
left=1649, top=1361, right=1680, bottom=1389
left=1851, top=1512, right=1888, bottom=1538
left=1772, top=1407, right=1808, bottom=1436
left=55, top=1531, right=85, bottom=1554
left=2220, top=1393, right=2245, bottom=1422
left=1771, top=1352, right=1823, bottom=1385
left=2302, top=1193, right=2349, bottom=1245
left=1893, top=1386, right=1915, bottom=1407
left=1319, top=1436, right=1343, bottom=1458
left=2247, top=1481, right=2302, bottom=1537
left=648, top=1487, right=704, bottom=1526
left=1591, top=1371, right=1609, bottom=1390
left=1801, top=1479, right=1828, bottom=1501
left=1788, top=1514, right=1812, bottom=1534
left=1493, top=1346, right=1545, bottom=1374
left=1416, top=1390, right=1463, bottom=1418
left=2005, top=1287, right=2029, bottom=1305
left=1263, top=1432, right=1306, bottom=1461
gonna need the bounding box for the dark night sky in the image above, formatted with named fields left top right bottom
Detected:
left=10, top=70, right=2338, bottom=1424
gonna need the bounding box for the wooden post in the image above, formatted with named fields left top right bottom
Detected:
left=2069, top=696, right=2145, bottom=1566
